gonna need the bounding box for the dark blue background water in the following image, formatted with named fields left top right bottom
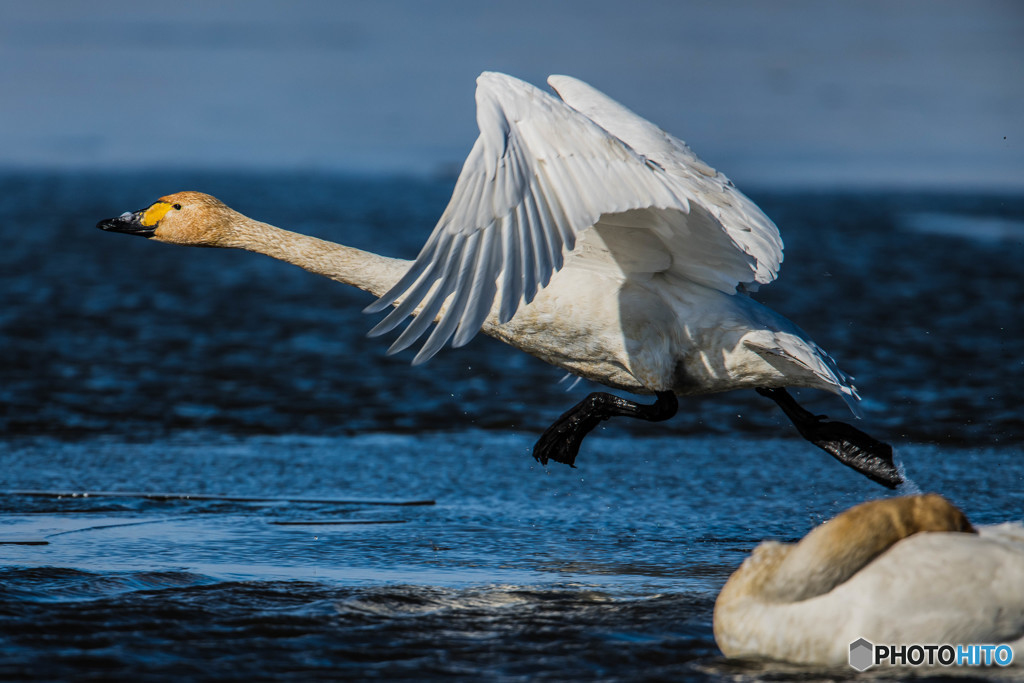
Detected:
left=2, top=171, right=1023, bottom=681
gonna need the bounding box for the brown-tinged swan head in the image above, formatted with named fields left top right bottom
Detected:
left=97, top=191, right=242, bottom=247
left=721, top=494, right=975, bottom=605
left=713, top=495, right=1024, bottom=666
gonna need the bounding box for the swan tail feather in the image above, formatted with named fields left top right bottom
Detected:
left=745, top=333, right=862, bottom=418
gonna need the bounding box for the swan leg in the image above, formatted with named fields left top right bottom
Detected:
left=533, top=391, right=678, bottom=467
left=756, top=387, right=902, bottom=489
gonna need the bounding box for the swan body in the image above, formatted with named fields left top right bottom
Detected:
left=97, top=72, right=899, bottom=485
left=715, top=495, right=1024, bottom=667
left=362, top=72, right=857, bottom=410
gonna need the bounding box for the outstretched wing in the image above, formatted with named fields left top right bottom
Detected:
left=364, top=71, right=690, bottom=364
left=547, top=74, right=782, bottom=289
left=365, top=72, right=782, bottom=364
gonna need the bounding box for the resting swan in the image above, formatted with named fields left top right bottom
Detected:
left=715, top=494, right=1024, bottom=667
left=97, top=71, right=899, bottom=487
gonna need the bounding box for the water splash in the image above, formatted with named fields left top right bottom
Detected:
left=558, top=372, right=584, bottom=392
left=893, top=452, right=921, bottom=494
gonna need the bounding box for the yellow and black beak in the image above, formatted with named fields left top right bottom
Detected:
left=96, top=209, right=157, bottom=237
left=96, top=201, right=174, bottom=238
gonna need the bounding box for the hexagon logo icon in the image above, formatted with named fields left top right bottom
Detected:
left=849, top=638, right=875, bottom=671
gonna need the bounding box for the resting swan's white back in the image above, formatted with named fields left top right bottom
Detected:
left=714, top=495, right=1024, bottom=667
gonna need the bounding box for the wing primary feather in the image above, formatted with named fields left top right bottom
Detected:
left=530, top=170, right=572, bottom=289
left=530, top=170, right=568, bottom=272
left=412, top=304, right=464, bottom=364
left=455, top=164, right=487, bottom=234
left=540, top=194, right=565, bottom=275
left=385, top=285, right=448, bottom=356
left=495, top=140, right=531, bottom=315
left=517, top=209, right=538, bottom=306
left=495, top=143, right=521, bottom=219
left=412, top=232, right=484, bottom=363
left=452, top=225, right=500, bottom=347
left=498, top=210, right=523, bottom=323
left=387, top=234, right=477, bottom=356
left=367, top=232, right=455, bottom=337
left=518, top=188, right=550, bottom=301
left=362, top=237, right=436, bottom=314
left=531, top=179, right=571, bottom=254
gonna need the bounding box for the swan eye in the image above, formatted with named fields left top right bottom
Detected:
left=173, top=203, right=182, bottom=210
left=140, top=201, right=173, bottom=227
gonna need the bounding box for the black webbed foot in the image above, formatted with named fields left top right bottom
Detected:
left=533, top=391, right=678, bottom=467
left=757, top=387, right=902, bottom=489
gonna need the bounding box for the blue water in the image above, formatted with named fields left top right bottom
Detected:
left=2, top=171, right=1024, bottom=680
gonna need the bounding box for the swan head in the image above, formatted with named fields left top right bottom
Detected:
left=715, top=496, right=982, bottom=662
left=720, top=494, right=975, bottom=607
left=97, top=191, right=240, bottom=247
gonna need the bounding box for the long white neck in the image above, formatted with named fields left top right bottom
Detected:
left=198, top=210, right=610, bottom=376
left=220, top=217, right=410, bottom=299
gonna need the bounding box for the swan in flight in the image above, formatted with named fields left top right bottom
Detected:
left=714, top=494, right=1024, bottom=667
left=97, top=71, right=899, bottom=487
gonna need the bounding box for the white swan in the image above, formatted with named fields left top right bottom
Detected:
left=97, top=71, right=898, bottom=487
left=715, top=494, right=1024, bottom=667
